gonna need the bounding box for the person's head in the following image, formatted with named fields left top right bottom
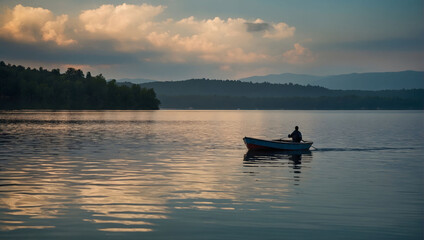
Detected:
left=295, top=126, right=299, bottom=130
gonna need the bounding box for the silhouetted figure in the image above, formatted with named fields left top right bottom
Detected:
left=288, top=126, right=302, bottom=142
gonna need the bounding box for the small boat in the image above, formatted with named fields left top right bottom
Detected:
left=243, top=137, right=313, bottom=151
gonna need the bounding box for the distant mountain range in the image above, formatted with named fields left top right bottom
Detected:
left=239, top=71, right=424, bottom=90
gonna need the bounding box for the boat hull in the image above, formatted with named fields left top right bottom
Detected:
left=243, top=137, right=313, bottom=151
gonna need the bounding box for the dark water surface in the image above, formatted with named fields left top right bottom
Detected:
left=0, top=110, right=423, bottom=240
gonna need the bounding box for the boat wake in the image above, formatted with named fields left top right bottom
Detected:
left=312, top=147, right=416, bottom=152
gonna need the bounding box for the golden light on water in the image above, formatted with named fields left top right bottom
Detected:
left=0, top=111, right=309, bottom=232
left=83, top=219, right=154, bottom=225
left=0, top=150, right=302, bottom=231
left=0, top=225, right=55, bottom=231
left=98, top=228, right=153, bottom=232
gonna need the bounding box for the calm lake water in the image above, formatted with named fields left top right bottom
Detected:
left=0, top=110, right=423, bottom=240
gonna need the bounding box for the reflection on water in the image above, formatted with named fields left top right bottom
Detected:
left=0, top=111, right=258, bottom=234
left=0, top=111, right=310, bottom=235
left=243, top=150, right=313, bottom=185
left=1, top=154, right=243, bottom=233
left=1, top=110, right=423, bottom=239
left=244, top=150, right=312, bottom=165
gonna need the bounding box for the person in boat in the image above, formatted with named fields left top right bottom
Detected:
left=288, top=126, right=302, bottom=142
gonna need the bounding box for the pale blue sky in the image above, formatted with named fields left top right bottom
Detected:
left=0, top=0, right=422, bottom=80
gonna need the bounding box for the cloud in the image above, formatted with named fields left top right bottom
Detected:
left=41, top=15, right=76, bottom=45
left=264, top=22, right=295, bottom=39
left=76, top=4, right=298, bottom=64
left=283, top=43, right=315, bottom=64
left=0, top=4, right=75, bottom=45
left=245, top=19, right=295, bottom=40
left=201, top=48, right=269, bottom=64
left=79, top=3, right=164, bottom=39
left=0, top=38, right=138, bottom=65
left=245, top=22, right=271, bottom=32
left=1, top=3, right=300, bottom=64
left=0, top=3, right=315, bottom=79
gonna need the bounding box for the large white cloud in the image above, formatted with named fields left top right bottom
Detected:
left=0, top=4, right=75, bottom=45
left=283, top=43, right=315, bottom=64
left=0, top=3, right=315, bottom=78
left=76, top=3, right=300, bottom=64
left=79, top=3, right=165, bottom=39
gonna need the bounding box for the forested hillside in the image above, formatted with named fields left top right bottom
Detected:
left=140, top=79, right=424, bottom=110
left=0, top=61, right=160, bottom=110
left=2, top=61, right=422, bottom=110
left=140, top=78, right=424, bottom=98
left=140, top=79, right=332, bottom=97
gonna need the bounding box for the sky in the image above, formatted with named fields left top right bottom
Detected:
left=0, top=0, right=423, bottom=80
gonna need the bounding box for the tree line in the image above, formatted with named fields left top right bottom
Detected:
left=1, top=61, right=422, bottom=110
left=140, top=78, right=424, bottom=99
left=140, top=78, right=333, bottom=97
left=0, top=61, right=160, bottom=110
left=139, top=78, right=423, bottom=109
